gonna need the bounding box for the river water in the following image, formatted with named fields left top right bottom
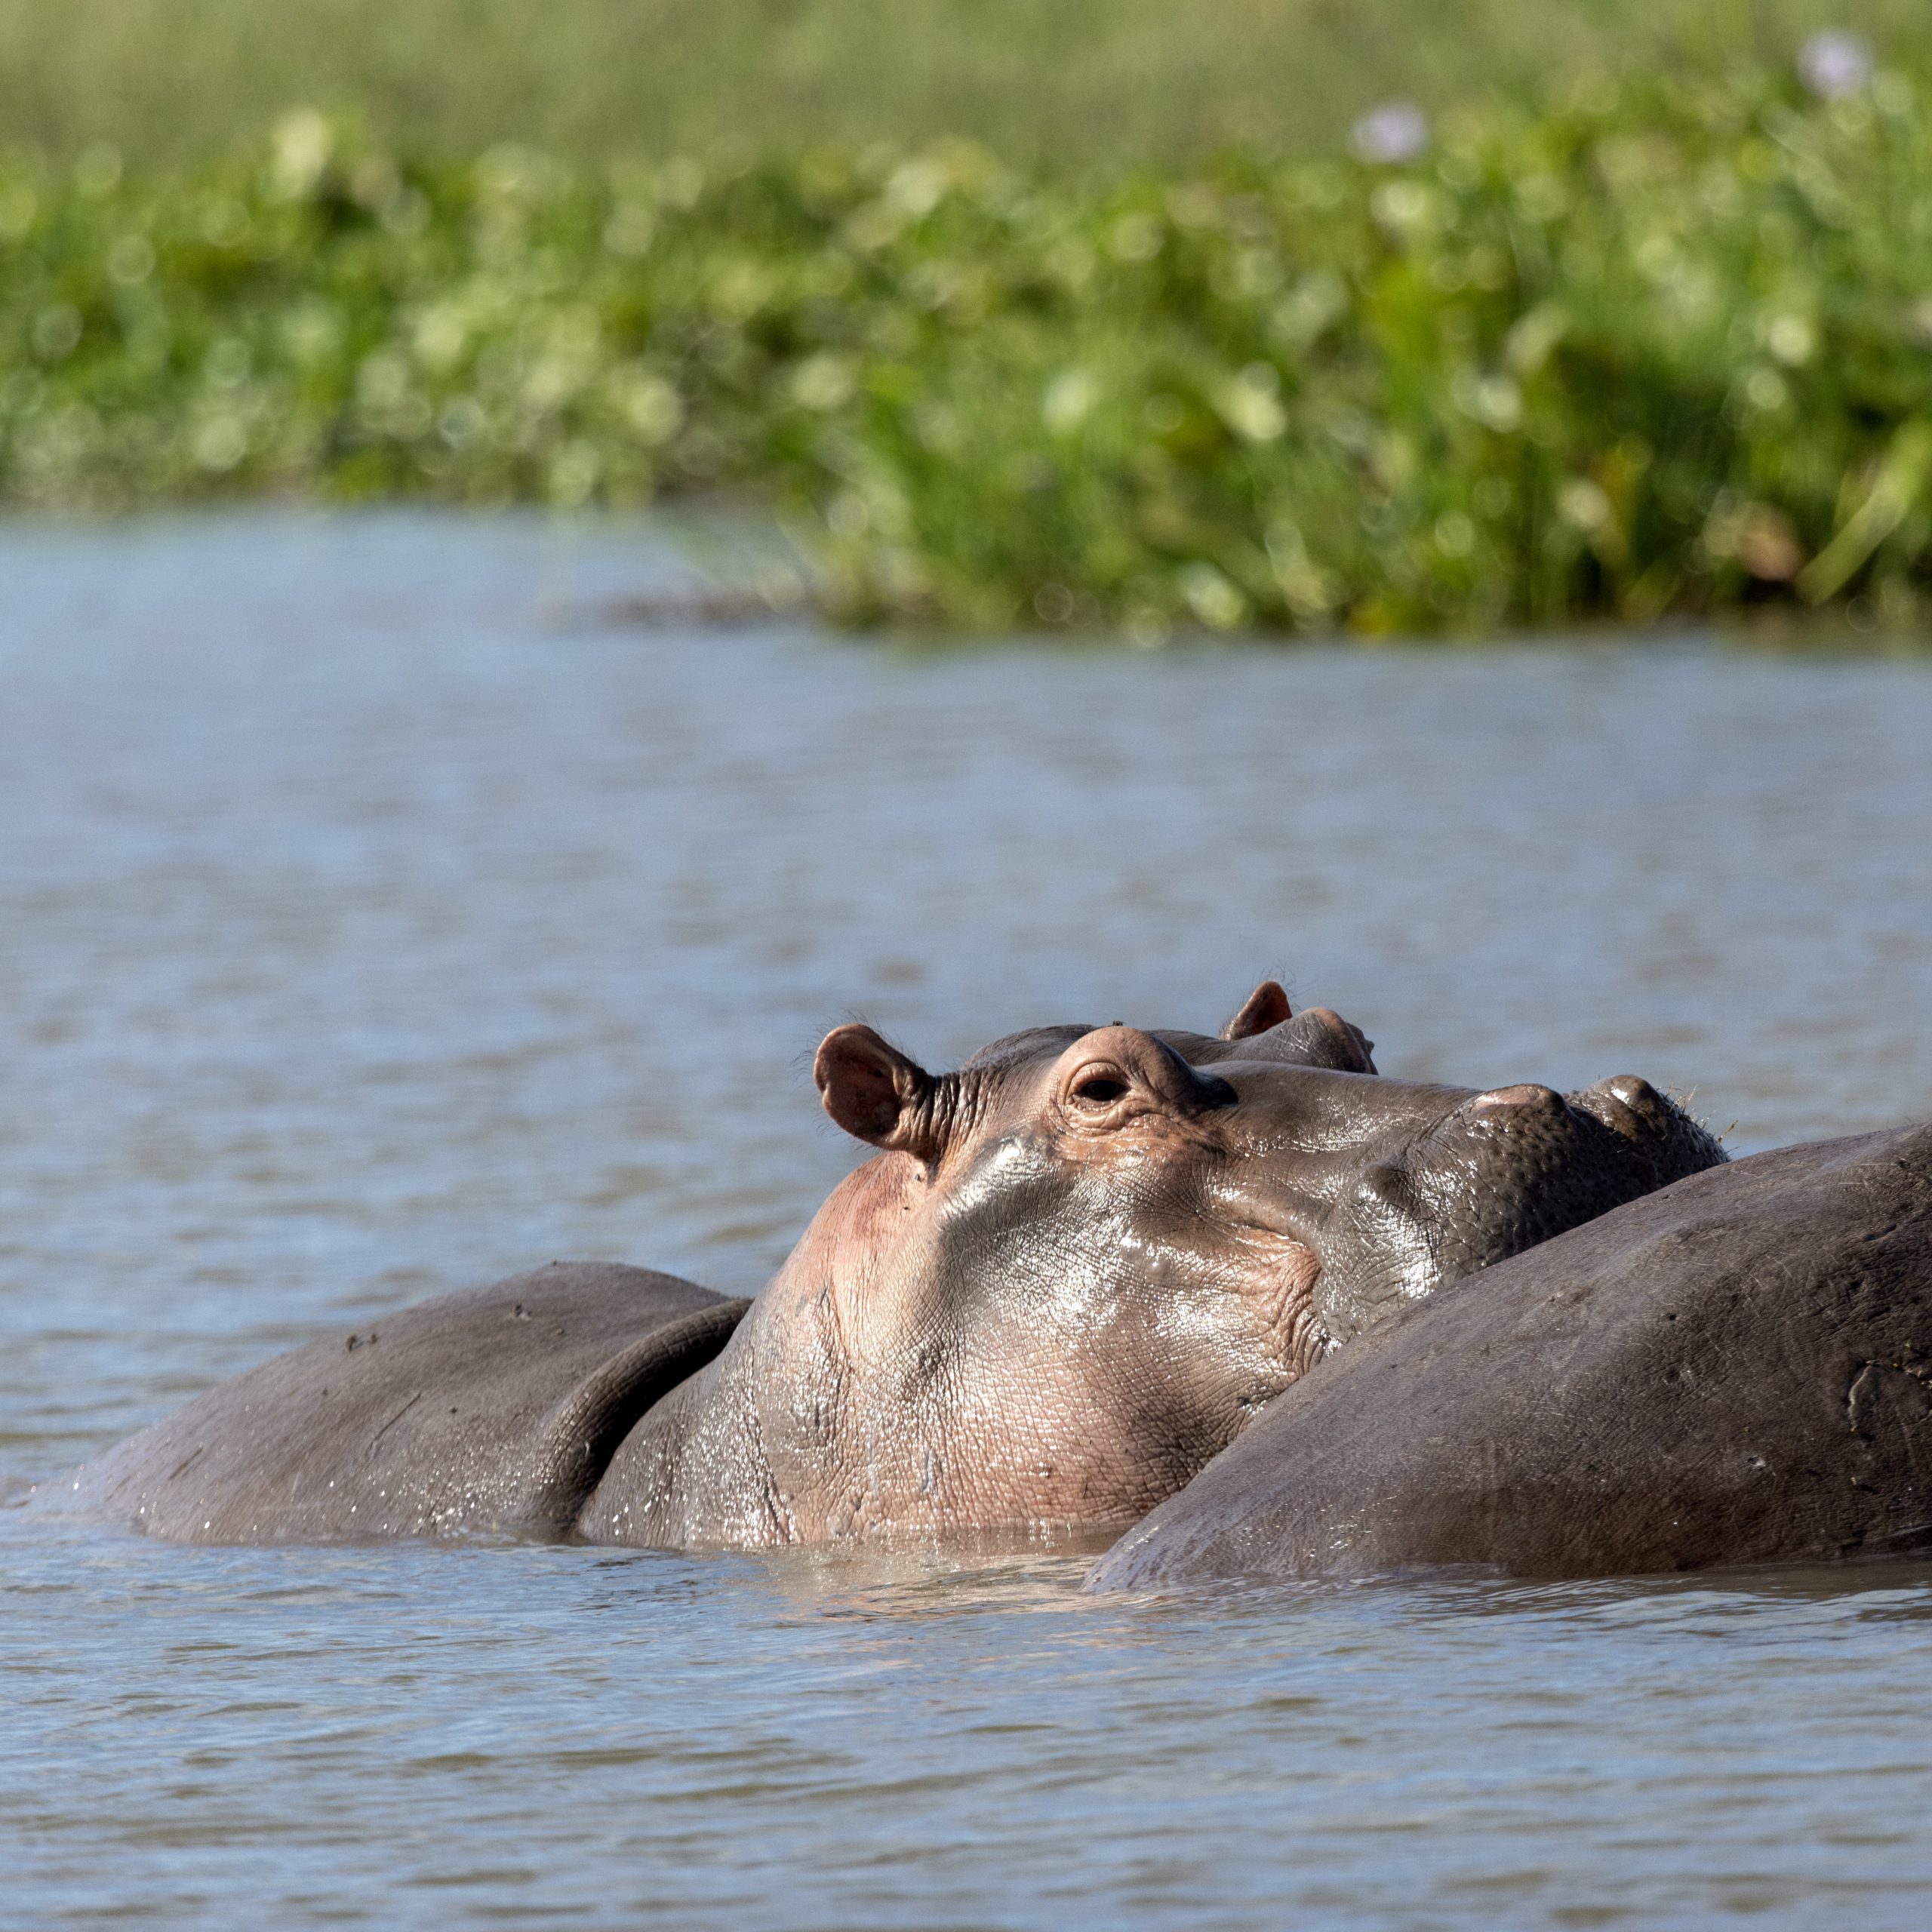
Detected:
left=3, top=514, right=1931, bottom=1927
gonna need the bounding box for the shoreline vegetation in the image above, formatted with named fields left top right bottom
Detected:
left=8, top=2, right=1918, bottom=173
left=7, top=58, right=1932, bottom=635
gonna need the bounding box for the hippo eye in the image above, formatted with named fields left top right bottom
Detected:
left=1072, top=1074, right=1130, bottom=1106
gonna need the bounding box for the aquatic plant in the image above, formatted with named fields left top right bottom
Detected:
left=5, top=61, right=1932, bottom=635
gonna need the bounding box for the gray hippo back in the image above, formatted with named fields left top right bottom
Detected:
left=64, top=1264, right=747, bottom=1543
left=1088, top=1124, right=1932, bottom=1587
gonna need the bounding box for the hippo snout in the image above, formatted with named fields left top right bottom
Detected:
left=1569, top=1074, right=1727, bottom=1189
left=1470, top=1081, right=1564, bottom=1115
left=1312, top=1075, right=1726, bottom=1346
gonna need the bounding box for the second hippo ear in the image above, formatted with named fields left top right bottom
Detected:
left=1222, top=980, right=1294, bottom=1041
left=814, top=1024, right=947, bottom=1164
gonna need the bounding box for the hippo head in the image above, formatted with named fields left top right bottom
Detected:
left=594, top=985, right=1721, bottom=1548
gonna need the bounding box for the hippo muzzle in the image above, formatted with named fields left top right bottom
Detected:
left=1226, top=1069, right=1728, bottom=1349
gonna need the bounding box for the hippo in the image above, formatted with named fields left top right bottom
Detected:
left=1087, top=1122, right=1932, bottom=1589
left=59, top=983, right=1721, bottom=1549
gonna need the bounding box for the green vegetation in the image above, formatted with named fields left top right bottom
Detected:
left=0, top=0, right=1920, bottom=171
left=7, top=58, right=1932, bottom=634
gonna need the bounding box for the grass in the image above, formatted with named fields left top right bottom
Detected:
left=0, top=0, right=1925, bottom=171
left=5, top=39, right=1932, bottom=635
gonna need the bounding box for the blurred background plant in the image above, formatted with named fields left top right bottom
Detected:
left=0, top=0, right=1920, bottom=170
left=4, top=2, right=1932, bottom=635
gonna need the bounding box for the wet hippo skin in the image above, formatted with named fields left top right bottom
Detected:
left=576, top=1014, right=1719, bottom=1548
left=1087, top=1124, right=1932, bottom=1589
left=68, top=1264, right=749, bottom=1543
left=60, top=982, right=1721, bottom=1551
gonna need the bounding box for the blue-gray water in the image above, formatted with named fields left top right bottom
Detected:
left=4, top=514, right=1931, bottom=1928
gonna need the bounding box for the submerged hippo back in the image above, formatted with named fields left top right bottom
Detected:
left=64, top=1263, right=748, bottom=1543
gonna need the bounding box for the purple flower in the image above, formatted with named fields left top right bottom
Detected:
left=1351, top=100, right=1429, bottom=166
left=1798, top=30, right=1874, bottom=101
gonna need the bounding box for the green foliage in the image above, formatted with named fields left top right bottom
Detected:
left=6, top=66, right=1932, bottom=635
left=2, top=0, right=1919, bottom=171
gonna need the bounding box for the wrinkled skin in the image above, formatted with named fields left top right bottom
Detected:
left=59, top=980, right=1721, bottom=1550
left=578, top=989, right=1722, bottom=1547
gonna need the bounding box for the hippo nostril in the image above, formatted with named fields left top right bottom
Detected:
left=1472, top=1083, right=1563, bottom=1113
left=1602, top=1075, right=1662, bottom=1112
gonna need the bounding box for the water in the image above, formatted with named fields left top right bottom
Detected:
left=3, top=513, right=1931, bottom=1928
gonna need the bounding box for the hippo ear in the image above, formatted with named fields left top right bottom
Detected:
left=1222, top=980, right=1294, bottom=1041
left=814, top=1024, right=947, bottom=1164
